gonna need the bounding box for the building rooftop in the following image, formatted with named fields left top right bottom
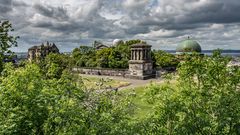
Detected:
left=176, top=38, right=202, bottom=53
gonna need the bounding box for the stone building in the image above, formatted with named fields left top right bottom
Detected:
left=127, top=43, right=154, bottom=80
left=95, top=44, right=108, bottom=50
left=28, top=42, right=59, bottom=61
left=93, top=41, right=108, bottom=50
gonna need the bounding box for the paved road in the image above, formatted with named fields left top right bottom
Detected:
left=79, top=74, right=164, bottom=90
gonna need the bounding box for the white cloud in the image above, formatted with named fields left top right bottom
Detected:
left=136, top=29, right=176, bottom=39
left=210, top=24, right=225, bottom=29
left=1, top=0, right=240, bottom=52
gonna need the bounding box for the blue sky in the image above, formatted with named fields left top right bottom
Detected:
left=1, top=0, right=240, bottom=52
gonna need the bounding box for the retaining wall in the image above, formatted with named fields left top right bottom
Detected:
left=72, top=68, right=129, bottom=77
left=72, top=67, right=176, bottom=79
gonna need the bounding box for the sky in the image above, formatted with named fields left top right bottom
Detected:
left=1, top=0, right=240, bottom=52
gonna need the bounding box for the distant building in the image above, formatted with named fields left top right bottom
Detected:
left=28, top=42, right=59, bottom=62
left=93, top=41, right=109, bottom=50
left=95, top=44, right=109, bottom=50
left=176, top=38, right=202, bottom=55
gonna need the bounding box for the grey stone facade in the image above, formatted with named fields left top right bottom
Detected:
left=126, top=43, right=154, bottom=80
left=28, top=42, right=59, bottom=62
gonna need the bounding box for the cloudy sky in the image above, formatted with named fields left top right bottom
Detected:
left=1, top=0, right=240, bottom=52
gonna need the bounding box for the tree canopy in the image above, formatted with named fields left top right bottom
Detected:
left=0, top=21, right=18, bottom=72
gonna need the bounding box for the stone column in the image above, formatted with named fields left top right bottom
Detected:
left=140, top=49, right=142, bottom=60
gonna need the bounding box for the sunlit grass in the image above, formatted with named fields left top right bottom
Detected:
left=121, top=79, right=178, bottom=119
left=80, top=76, right=131, bottom=90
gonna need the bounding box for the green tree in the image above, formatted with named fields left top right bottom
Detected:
left=125, top=39, right=145, bottom=46
left=0, top=63, right=135, bottom=134
left=143, top=52, right=240, bottom=134
left=72, top=46, right=96, bottom=67
left=41, top=53, right=73, bottom=79
left=0, top=21, right=18, bottom=72
left=108, top=44, right=130, bottom=69
left=96, top=48, right=112, bottom=68
left=152, top=50, right=179, bottom=68
left=72, top=39, right=145, bottom=69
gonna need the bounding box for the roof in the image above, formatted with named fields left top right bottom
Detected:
left=95, top=44, right=108, bottom=49
left=28, top=42, right=59, bottom=51
left=176, top=39, right=202, bottom=53
left=28, top=46, right=38, bottom=50
left=131, top=43, right=151, bottom=48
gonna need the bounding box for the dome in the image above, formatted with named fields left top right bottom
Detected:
left=176, top=39, right=201, bottom=53
left=113, top=39, right=123, bottom=46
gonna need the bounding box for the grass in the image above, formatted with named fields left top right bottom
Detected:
left=80, top=76, right=131, bottom=90
left=121, top=79, right=178, bottom=119
left=121, top=86, right=153, bottom=119
left=77, top=74, right=178, bottom=119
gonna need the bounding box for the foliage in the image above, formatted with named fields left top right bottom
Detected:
left=72, top=39, right=143, bottom=69
left=125, top=39, right=145, bottom=46
left=152, top=50, right=180, bottom=68
left=40, top=53, right=74, bottom=79
left=96, top=47, right=112, bottom=68
left=0, top=63, right=135, bottom=134
left=72, top=46, right=97, bottom=67
left=143, top=52, right=240, bottom=134
left=0, top=21, right=18, bottom=73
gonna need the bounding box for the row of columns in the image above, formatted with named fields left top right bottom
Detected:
left=131, top=49, right=151, bottom=60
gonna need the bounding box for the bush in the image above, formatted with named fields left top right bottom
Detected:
left=143, top=53, right=240, bottom=134
left=152, top=50, right=179, bottom=68
left=0, top=63, right=135, bottom=134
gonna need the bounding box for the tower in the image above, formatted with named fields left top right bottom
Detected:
left=127, top=43, right=154, bottom=80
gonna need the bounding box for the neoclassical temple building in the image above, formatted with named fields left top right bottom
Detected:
left=127, top=43, right=154, bottom=80
left=28, top=42, right=59, bottom=62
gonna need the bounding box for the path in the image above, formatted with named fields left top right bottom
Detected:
left=79, top=74, right=164, bottom=90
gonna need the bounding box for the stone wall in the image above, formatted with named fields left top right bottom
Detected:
left=72, top=67, right=176, bottom=79
left=72, top=68, right=129, bottom=77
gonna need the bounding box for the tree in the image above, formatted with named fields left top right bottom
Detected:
left=96, top=48, right=112, bottom=68
left=125, top=39, right=144, bottom=46
left=108, top=44, right=130, bottom=69
left=72, top=46, right=96, bottom=67
left=0, top=63, right=135, bottom=134
left=0, top=21, right=18, bottom=72
left=72, top=39, right=145, bottom=69
left=41, top=53, right=73, bottom=79
left=143, top=52, right=240, bottom=134
left=152, top=50, right=179, bottom=68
